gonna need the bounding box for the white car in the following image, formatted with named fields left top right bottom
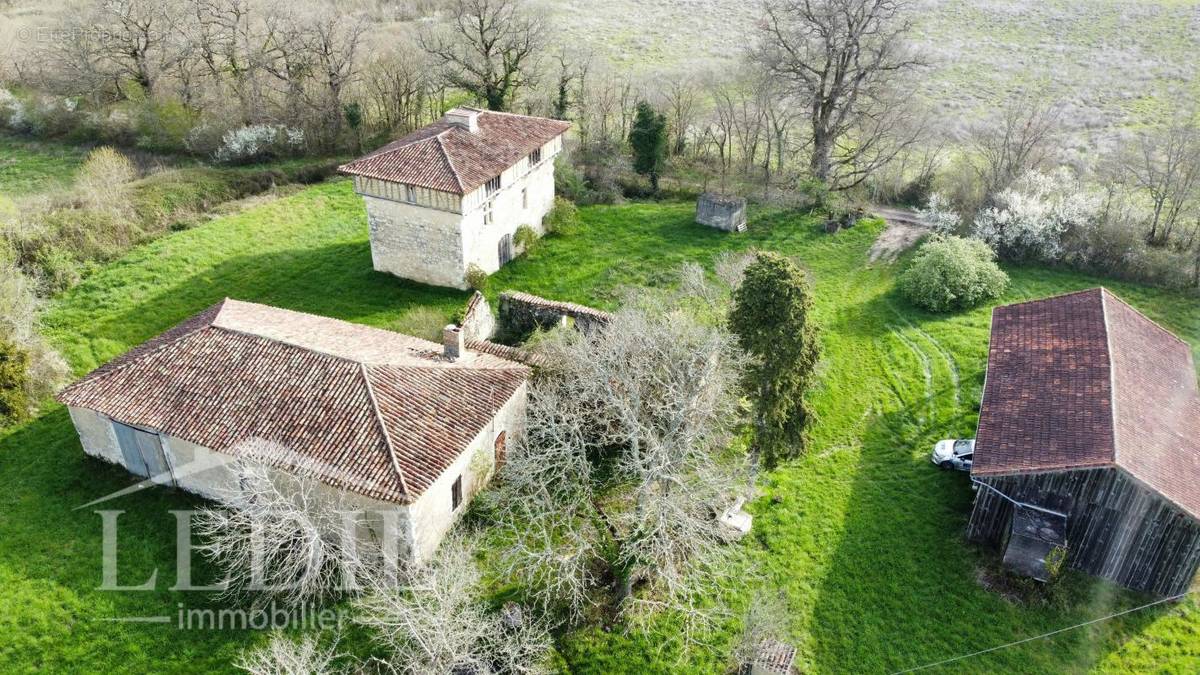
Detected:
left=932, top=439, right=975, bottom=471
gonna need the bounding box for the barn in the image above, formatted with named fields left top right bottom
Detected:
left=967, top=288, right=1200, bottom=596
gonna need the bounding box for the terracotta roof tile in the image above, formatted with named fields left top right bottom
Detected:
left=58, top=300, right=529, bottom=503
left=973, top=288, right=1200, bottom=519
left=338, top=109, right=570, bottom=195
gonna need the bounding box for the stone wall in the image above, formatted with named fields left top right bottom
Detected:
left=497, top=291, right=613, bottom=340
left=696, top=192, right=747, bottom=232
left=364, top=195, right=467, bottom=288
left=461, top=291, right=497, bottom=341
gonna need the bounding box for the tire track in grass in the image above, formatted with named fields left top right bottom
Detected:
left=888, top=306, right=963, bottom=409
left=891, top=329, right=936, bottom=423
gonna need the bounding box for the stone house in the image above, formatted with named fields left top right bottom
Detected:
left=967, top=289, right=1200, bottom=595
left=57, top=299, right=530, bottom=564
left=339, top=108, right=571, bottom=289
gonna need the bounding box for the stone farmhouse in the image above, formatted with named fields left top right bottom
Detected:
left=967, top=288, right=1200, bottom=596
left=57, top=299, right=530, bottom=563
left=339, top=108, right=570, bottom=289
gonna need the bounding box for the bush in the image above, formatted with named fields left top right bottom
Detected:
left=543, top=196, right=580, bottom=235
left=76, top=147, right=138, bottom=214
left=514, top=224, right=538, bottom=253
left=466, top=264, right=489, bottom=291
left=214, top=124, right=305, bottom=164
left=899, top=236, right=1009, bottom=312
left=0, top=338, right=31, bottom=426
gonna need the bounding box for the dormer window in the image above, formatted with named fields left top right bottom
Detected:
left=485, top=176, right=501, bottom=196
left=528, top=148, right=542, bottom=165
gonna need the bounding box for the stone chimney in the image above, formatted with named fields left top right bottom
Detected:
left=444, top=107, right=480, bottom=133
left=443, top=324, right=464, bottom=360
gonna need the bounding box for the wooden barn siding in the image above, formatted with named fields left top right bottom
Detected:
left=967, top=468, right=1200, bottom=596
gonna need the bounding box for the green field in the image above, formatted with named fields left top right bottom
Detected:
left=1, top=178, right=1197, bottom=672
left=0, top=135, right=90, bottom=196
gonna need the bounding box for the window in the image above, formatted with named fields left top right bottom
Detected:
left=484, top=207, right=494, bottom=226
left=521, top=188, right=528, bottom=210
left=451, top=475, right=463, bottom=510
left=485, top=175, right=501, bottom=195
left=404, top=184, right=416, bottom=204
left=528, top=148, right=542, bottom=165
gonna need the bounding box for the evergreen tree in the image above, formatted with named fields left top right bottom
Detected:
left=629, top=101, right=667, bottom=191
left=728, top=252, right=821, bottom=469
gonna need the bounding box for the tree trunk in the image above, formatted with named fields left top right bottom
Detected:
left=811, top=131, right=832, bottom=184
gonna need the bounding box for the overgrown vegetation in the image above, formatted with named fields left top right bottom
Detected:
left=3, top=183, right=1195, bottom=672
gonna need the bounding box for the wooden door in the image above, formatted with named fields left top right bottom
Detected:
left=494, top=431, right=507, bottom=470
left=113, top=421, right=174, bottom=485
left=498, top=234, right=513, bottom=266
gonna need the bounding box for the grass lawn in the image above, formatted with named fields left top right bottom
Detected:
left=3, top=178, right=1198, bottom=672
left=0, top=135, right=90, bottom=196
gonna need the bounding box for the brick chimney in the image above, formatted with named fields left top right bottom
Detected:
left=444, top=107, right=480, bottom=133
left=443, top=324, right=464, bottom=360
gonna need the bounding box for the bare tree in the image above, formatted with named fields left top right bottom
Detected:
left=362, top=48, right=434, bottom=136
left=971, top=96, right=1060, bottom=204
left=193, top=439, right=395, bottom=607
left=493, top=274, right=748, bottom=642
left=354, top=535, right=553, bottom=675
left=419, top=0, right=544, bottom=111
left=236, top=634, right=342, bottom=675
left=754, top=0, right=923, bottom=189
left=731, top=591, right=792, bottom=672
left=658, top=71, right=702, bottom=156
left=63, top=0, right=189, bottom=99
left=1126, top=117, right=1200, bottom=245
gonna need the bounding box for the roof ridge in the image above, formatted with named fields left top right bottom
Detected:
left=1100, top=287, right=1193, bottom=350
left=1100, top=289, right=1122, bottom=466
left=361, top=363, right=412, bottom=499
left=434, top=133, right=465, bottom=192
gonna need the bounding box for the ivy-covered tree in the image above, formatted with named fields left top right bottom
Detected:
left=0, top=339, right=30, bottom=427
left=728, top=252, right=821, bottom=469
left=629, top=101, right=667, bottom=191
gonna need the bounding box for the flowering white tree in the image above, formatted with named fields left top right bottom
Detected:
left=919, top=193, right=963, bottom=235
left=354, top=535, right=553, bottom=674
left=972, top=168, right=1101, bottom=261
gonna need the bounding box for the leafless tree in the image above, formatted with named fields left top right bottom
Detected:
left=419, top=0, right=544, bottom=111
left=754, top=0, right=924, bottom=189
left=194, top=439, right=396, bottom=607
left=236, top=634, right=342, bottom=675
left=493, top=274, right=748, bottom=642
left=971, top=97, right=1061, bottom=205
left=1126, top=117, right=1200, bottom=245
left=730, top=591, right=792, bottom=671
left=354, top=534, right=553, bottom=674
left=657, top=71, right=702, bottom=156
left=362, top=48, right=434, bottom=137
left=62, top=0, right=189, bottom=99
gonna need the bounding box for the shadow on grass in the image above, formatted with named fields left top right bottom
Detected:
left=800, top=400, right=1174, bottom=673
left=59, top=239, right=468, bottom=373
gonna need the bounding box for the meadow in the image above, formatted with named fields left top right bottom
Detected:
left=0, top=175, right=1194, bottom=672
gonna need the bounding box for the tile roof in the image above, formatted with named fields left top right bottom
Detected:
left=338, top=109, right=570, bottom=195
left=58, top=300, right=529, bottom=504
left=973, top=288, right=1200, bottom=519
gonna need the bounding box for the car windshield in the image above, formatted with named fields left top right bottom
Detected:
left=953, top=440, right=973, bottom=453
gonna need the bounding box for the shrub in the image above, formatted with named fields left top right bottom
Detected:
left=514, top=224, right=538, bottom=253
left=0, top=88, right=26, bottom=132
left=214, top=124, right=305, bottom=164
left=393, top=306, right=449, bottom=342
left=465, top=264, right=489, bottom=291
left=972, top=168, right=1100, bottom=262
left=0, top=338, right=31, bottom=426
left=919, top=193, right=963, bottom=235
left=899, top=236, right=1009, bottom=312
left=543, top=196, right=581, bottom=235
left=76, top=147, right=138, bottom=214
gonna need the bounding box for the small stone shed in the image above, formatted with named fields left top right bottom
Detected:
left=57, top=299, right=530, bottom=564
left=696, top=192, right=747, bottom=232
left=968, top=288, right=1200, bottom=595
